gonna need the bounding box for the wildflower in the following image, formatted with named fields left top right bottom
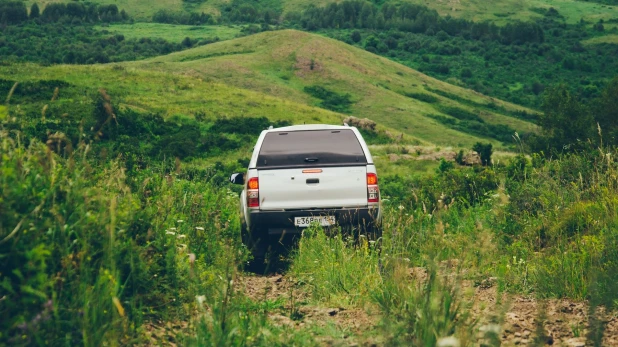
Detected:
left=188, top=253, right=196, bottom=265
left=177, top=220, right=184, bottom=223
left=437, top=336, right=460, bottom=347
left=196, top=295, right=206, bottom=305
left=398, top=205, right=404, bottom=210
left=169, top=227, right=177, bottom=231
left=177, top=234, right=187, bottom=239
left=195, top=227, right=204, bottom=231
left=479, top=323, right=501, bottom=334
left=165, top=231, right=176, bottom=235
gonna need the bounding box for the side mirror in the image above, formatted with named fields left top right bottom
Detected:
left=230, top=173, right=244, bottom=185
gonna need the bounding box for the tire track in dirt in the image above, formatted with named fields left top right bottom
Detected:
left=240, top=269, right=618, bottom=346
left=410, top=267, right=618, bottom=347
left=239, top=273, right=379, bottom=345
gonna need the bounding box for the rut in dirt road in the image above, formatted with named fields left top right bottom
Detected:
left=239, top=268, right=618, bottom=347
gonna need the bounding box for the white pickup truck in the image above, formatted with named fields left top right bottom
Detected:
left=230, top=124, right=381, bottom=261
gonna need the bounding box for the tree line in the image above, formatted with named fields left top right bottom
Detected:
left=0, top=1, right=129, bottom=25
left=284, top=1, right=545, bottom=45
left=0, top=22, right=211, bottom=64
left=528, top=76, right=618, bottom=153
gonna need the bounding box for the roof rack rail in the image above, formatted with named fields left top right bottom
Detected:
left=343, top=122, right=349, bottom=127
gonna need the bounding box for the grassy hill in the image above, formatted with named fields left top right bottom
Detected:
left=1, top=29, right=537, bottom=149
left=134, top=29, right=537, bottom=148
left=399, top=0, right=618, bottom=25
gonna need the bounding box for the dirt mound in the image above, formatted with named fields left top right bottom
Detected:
left=343, top=116, right=377, bottom=131
left=468, top=279, right=618, bottom=346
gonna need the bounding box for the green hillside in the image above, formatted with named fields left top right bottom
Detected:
left=397, top=0, right=618, bottom=25
left=136, top=29, right=537, bottom=148
left=0, top=29, right=537, bottom=149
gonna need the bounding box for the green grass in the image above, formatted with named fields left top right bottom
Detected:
left=0, top=62, right=344, bottom=126
left=582, top=34, right=618, bottom=45
left=377, top=0, right=618, bottom=25
left=4, top=86, right=618, bottom=345
left=94, top=23, right=243, bottom=43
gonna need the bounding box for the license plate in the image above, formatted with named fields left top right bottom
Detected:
left=294, top=216, right=336, bottom=227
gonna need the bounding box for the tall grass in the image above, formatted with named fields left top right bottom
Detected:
left=4, top=83, right=618, bottom=345
left=288, top=144, right=618, bottom=345
left=0, top=126, right=257, bottom=344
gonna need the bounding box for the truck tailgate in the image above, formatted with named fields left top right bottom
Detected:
left=258, top=167, right=367, bottom=210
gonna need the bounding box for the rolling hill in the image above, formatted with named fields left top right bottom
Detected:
left=0, top=29, right=536, bottom=149
left=135, top=29, right=537, bottom=148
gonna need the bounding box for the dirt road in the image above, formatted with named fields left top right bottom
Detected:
left=240, top=270, right=618, bottom=346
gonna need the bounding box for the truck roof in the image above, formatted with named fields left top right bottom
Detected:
left=266, top=124, right=353, bottom=132
left=249, top=123, right=374, bottom=168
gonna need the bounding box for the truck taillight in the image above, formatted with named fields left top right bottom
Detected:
left=367, top=173, right=379, bottom=203
left=247, top=177, right=259, bottom=208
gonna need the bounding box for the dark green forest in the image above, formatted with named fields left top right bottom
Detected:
left=0, top=2, right=221, bottom=64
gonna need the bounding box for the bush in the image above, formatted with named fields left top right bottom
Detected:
left=404, top=92, right=438, bottom=103
left=213, top=116, right=290, bottom=135
left=304, top=85, right=354, bottom=113
left=472, top=142, right=493, bottom=166
left=0, top=129, right=243, bottom=343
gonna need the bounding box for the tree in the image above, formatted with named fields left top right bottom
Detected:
left=0, top=1, right=28, bottom=24
left=594, top=77, right=618, bottom=144
left=473, top=142, right=493, bottom=166
left=538, top=84, right=592, bottom=151
left=30, top=3, right=40, bottom=19
left=181, top=37, right=193, bottom=48
left=351, top=30, right=361, bottom=43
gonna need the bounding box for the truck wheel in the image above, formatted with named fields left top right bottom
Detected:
left=241, top=226, right=270, bottom=273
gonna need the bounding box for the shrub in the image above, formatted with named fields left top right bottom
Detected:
left=304, top=85, right=354, bottom=113
left=0, top=128, right=243, bottom=343
left=473, top=142, right=493, bottom=166
left=404, top=92, right=438, bottom=103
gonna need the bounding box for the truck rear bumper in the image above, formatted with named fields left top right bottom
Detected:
left=248, top=207, right=380, bottom=236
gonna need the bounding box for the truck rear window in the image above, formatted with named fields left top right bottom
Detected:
left=256, top=130, right=367, bottom=169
